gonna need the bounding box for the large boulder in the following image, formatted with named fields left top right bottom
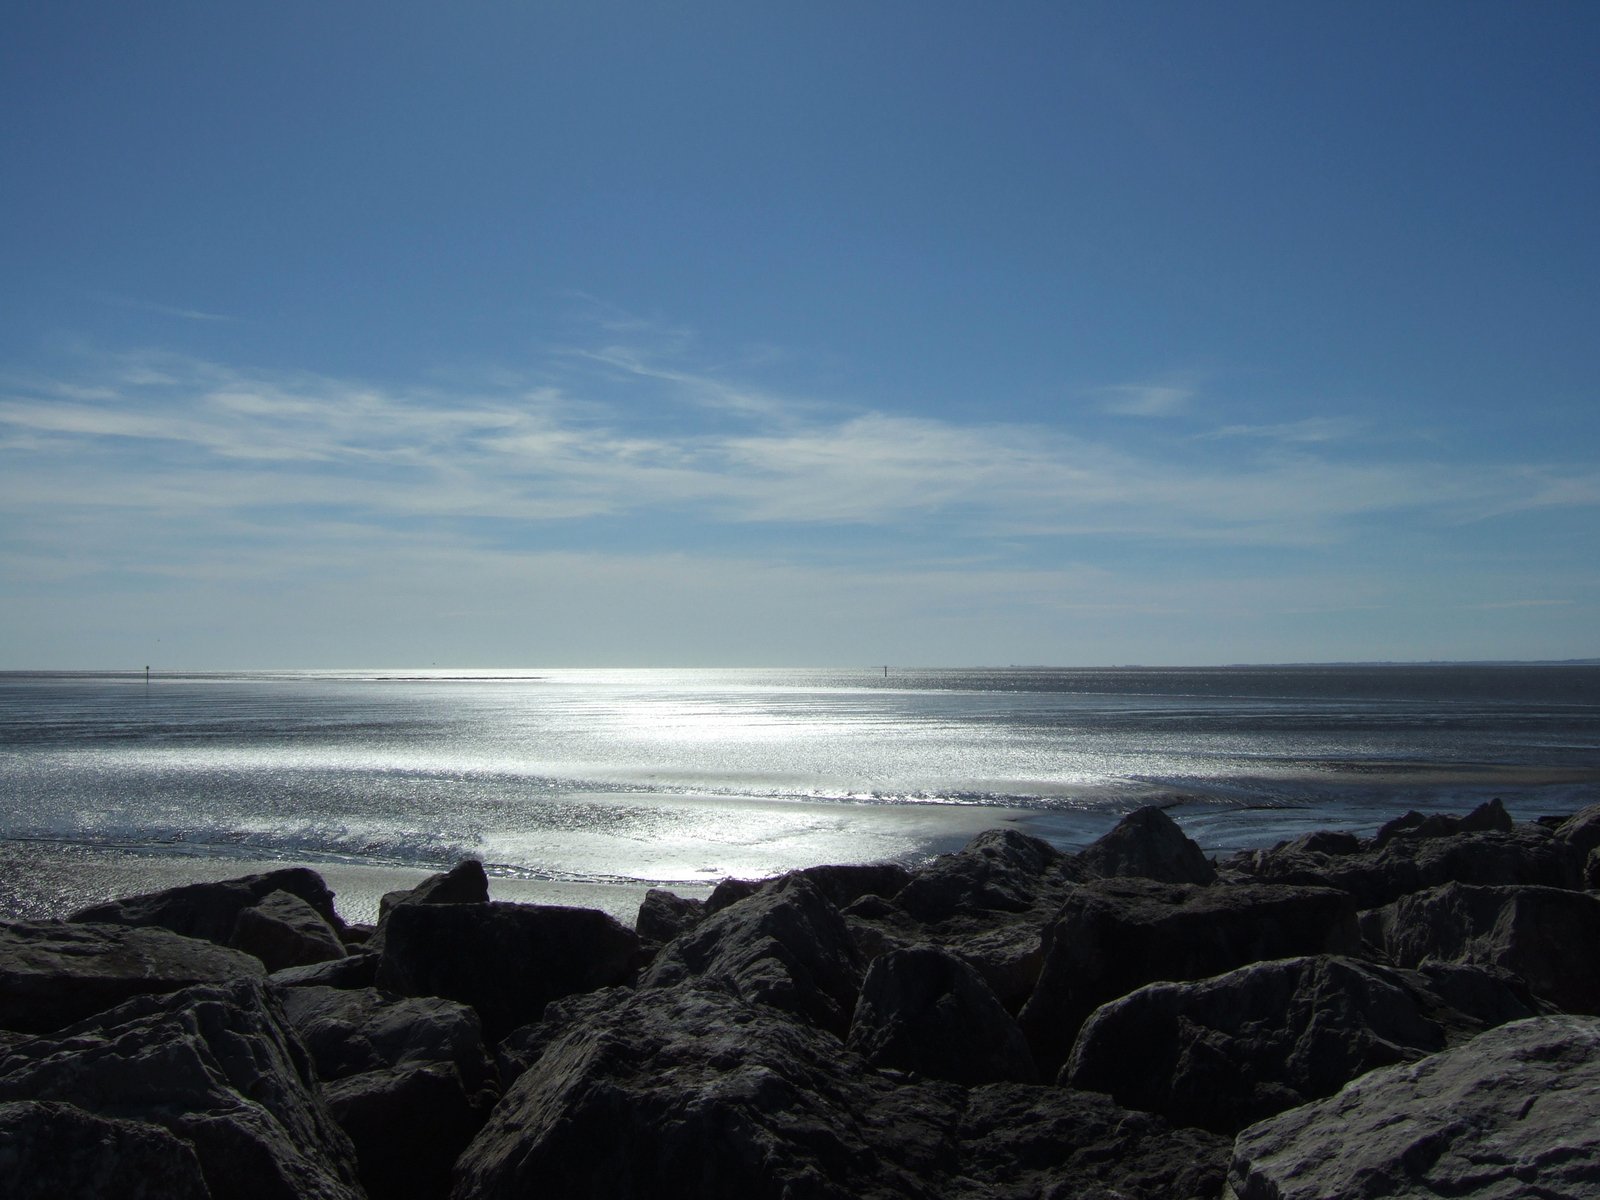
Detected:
left=367, top=859, right=491, bottom=956
left=231, top=889, right=348, bottom=972
left=843, top=828, right=1078, bottom=1013
left=0, top=919, right=265, bottom=1034
left=280, top=985, right=500, bottom=1200
left=894, top=827, right=1073, bottom=924
left=1017, top=878, right=1360, bottom=1075
left=1076, top=806, right=1217, bottom=885
left=1225, top=1016, right=1600, bottom=1200
left=375, top=901, right=639, bottom=1041
left=1371, top=797, right=1514, bottom=847
left=1234, top=823, right=1581, bottom=908
left=846, top=946, right=1036, bottom=1085
left=1064, top=954, right=1541, bottom=1133
left=641, top=874, right=863, bottom=1037
left=0, top=979, right=364, bottom=1200
left=0, top=1100, right=212, bottom=1200
left=71, top=867, right=346, bottom=945
left=635, top=889, right=706, bottom=946
left=452, top=982, right=1228, bottom=1200
left=1362, top=881, right=1600, bottom=1014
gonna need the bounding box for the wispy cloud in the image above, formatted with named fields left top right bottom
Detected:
left=1197, top=416, right=1361, bottom=444
left=87, top=291, right=234, bottom=323
left=2, top=346, right=1595, bottom=576
left=1093, top=383, right=1192, bottom=417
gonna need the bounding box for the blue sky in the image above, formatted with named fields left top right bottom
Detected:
left=2, top=2, right=1596, bottom=668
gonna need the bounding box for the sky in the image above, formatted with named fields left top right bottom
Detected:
left=2, top=2, right=1597, bottom=669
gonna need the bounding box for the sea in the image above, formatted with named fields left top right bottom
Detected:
left=2, top=665, right=1597, bottom=902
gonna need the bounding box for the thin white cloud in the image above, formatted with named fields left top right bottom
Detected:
left=1094, top=383, right=1192, bottom=417
left=1197, top=417, right=1361, bottom=444
left=2, top=350, right=1595, bottom=571
left=87, top=291, right=233, bottom=323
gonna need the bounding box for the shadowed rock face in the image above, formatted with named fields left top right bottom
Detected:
left=1017, top=877, right=1361, bottom=1075
left=1064, top=954, right=1541, bottom=1133
left=0, top=919, right=265, bottom=1035
left=847, top=945, right=1036, bottom=1085
left=451, top=981, right=1228, bottom=1200
left=1076, top=805, right=1217, bottom=885
left=0, top=979, right=363, bottom=1200
left=1230, top=822, right=1582, bottom=908
left=1362, top=881, right=1600, bottom=1015
left=1226, top=1016, right=1600, bottom=1200
left=232, top=889, right=348, bottom=972
left=0, top=1100, right=213, bottom=1200
left=71, top=867, right=346, bottom=945
left=641, top=874, right=863, bottom=1037
left=280, top=985, right=500, bottom=1200
left=375, top=901, right=639, bottom=1041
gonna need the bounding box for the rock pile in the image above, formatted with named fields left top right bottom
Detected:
left=3, top=798, right=1599, bottom=1198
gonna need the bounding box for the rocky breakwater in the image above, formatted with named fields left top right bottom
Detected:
left=3, top=799, right=1600, bottom=1198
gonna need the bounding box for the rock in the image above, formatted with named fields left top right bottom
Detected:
left=380, top=860, right=490, bottom=916
left=231, top=889, right=348, bottom=972
left=1076, top=805, right=1217, bottom=885
left=1017, top=878, right=1360, bottom=1075
left=0, top=1100, right=212, bottom=1199
left=0, top=979, right=363, bottom=1200
left=704, top=876, right=764, bottom=914
left=1362, top=881, right=1600, bottom=1014
left=895, top=827, right=1071, bottom=924
left=270, top=951, right=380, bottom=990
left=451, top=981, right=1228, bottom=1200
left=790, top=861, right=912, bottom=909
left=375, top=901, right=639, bottom=1040
left=1225, top=1015, right=1600, bottom=1200
left=71, top=867, right=345, bottom=945
left=1064, top=954, right=1540, bottom=1134
left=1235, top=824, right=1580, bottom=908
left=0, top=919, right=265, bottom=1034
left=956, top=1082, right=1229, bottom=1200
left=279, top=985, right=499, bottom=1200
left=846, top=946, right=1036, bottom=1084
left=1372, top=797, right=1514, bottom=847
left=842, top=828, right=1077, bottom=1014
left=1556, top=803, right=1600, bottom=886
left=368, top=860, right=492, bottom=955
left=641, top=874, right=863, bottom=1037
left=635, top=889, right=706, bottom=945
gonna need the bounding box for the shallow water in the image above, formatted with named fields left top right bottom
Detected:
left=2, top=666, right=1596, bottom=892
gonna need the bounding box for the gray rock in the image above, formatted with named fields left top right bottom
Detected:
left=0, top=1100, right=213, bottom=1199
left=641, top=873, right=863, bottom=1037
left=1065, top=954, right=1539, bottom=1133
left=280, top=985, right=499, bottom=1200
left=847, top=945, right=1036, bottom=1084
left=895, top=827, right=1072, bottom=924
left=1362, top=881, right=1600, bottom=1014
left=956, top=1082, right=1228, bottom=1200
left=1018, top=877, right=1360, bottom=1075
left=1226, top=1015, right=1600, bottom=1200
left=375, top=900, right=639, bottom=1040
left=1372, top=797, right=1514, bottom=847
left=369, top=859, right=491, bottom=955
left=1235, top=824, right=1580, bottom=908
left=635, top=888, right=706, bottom=945
left=231, top=889, right=348, bottom=972
left=1076, top=805, right=1217, bottom=885
left=270, top=950, right=379, bottom=990
left=71, top=867, right=345, bottom=945
left=451, top=981, right=1228, bottom=1200
left=0, top=919, right=265, bottom=1034
left=843, top=828, right=1077, bottom=1014
left=0, top=979, right=363, bottom=1200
